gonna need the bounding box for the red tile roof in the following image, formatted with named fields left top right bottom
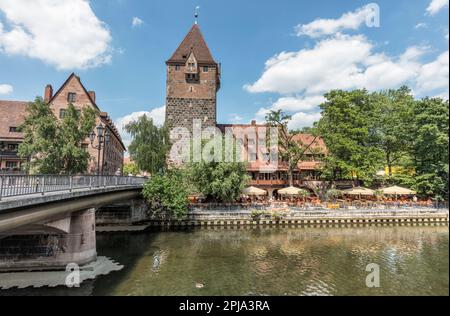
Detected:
left=0, top=100, right=28, bottom=140
left=167, top=24, right=216, bottom=64
left=292, top=134, right=328, bottom=154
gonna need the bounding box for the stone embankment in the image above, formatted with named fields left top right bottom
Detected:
left=146, top=206, right=449, bottom=229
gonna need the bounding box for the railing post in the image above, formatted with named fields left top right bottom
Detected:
left=89, top=176, right=92, bottom=190
left=41, top=175, right=45, bottom=196
left=0, top=176, right=3, bottom=201
left=69, top=175, right=73, bottom=192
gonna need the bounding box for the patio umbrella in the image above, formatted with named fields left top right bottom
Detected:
left=343, top=187, right=375, bottom=196
left=242, top=186, right=267, bottom=196
left=381, top=186, right=416, bottom=195
left=278, top=186, right=302, bottom=196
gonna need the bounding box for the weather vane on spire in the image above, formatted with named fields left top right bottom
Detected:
left=195, top=6, right=200, bottom=24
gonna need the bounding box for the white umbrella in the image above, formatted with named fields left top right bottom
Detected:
left=278, top=186, right=302, bottom=196
left=242, top=186, right=267, bottom=196
left=381, top=186, right=416, bottom=195
left=343, top=187, right=375, bottom=196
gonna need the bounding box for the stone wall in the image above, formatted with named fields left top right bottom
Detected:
left=166, top=97, right=217, bottom=133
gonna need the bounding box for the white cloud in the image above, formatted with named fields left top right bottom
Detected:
left=254, top=107, right=322, bottom=130
left=228, top=113, right=243, bottom=123
left=0, top=84, right=13, bottom=95
left=271, top=95, right=325, bottom=112
left=289, top=112, right=323, bottom=130
left=426, top=0, right=449, bottom=15
left=115, top=106, right=166, bottom=149
left=132, top=17, right=144, bottom=28
left=415, top=23, right=428, bottom=29
left=416, top=50, right=449, bottom=97
left=295, top=4, right=376, bottom=38
left=245, top=34, right=424, bottom=95
left=0, top=0, right=112, bottom=70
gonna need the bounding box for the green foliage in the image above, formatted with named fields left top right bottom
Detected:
left=188, top=161, right=249, bottom=203
left=18, top=98, right=96, bottom=174
left=142, top=170, right=189, bottom=219
left=325, top=189, right=343, bottom=202
left=183, top=135, right=250, bottom=203
left=123, top=162, right=140, bottom=176
left=298, top=189, right=311, bottom=200
left=316, top=87, right=448, bottom=199
left=371, top=87, right=414, bottom=177
left=408, top=97, right=449, bottom=199
left=317, top=89, right=384, bottom=184
left=126, top=115, right=169, bottom=175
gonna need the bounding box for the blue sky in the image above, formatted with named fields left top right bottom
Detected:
left=0, top=0, right=448, bottom=147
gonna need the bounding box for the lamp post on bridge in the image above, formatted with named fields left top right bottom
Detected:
left=89, top=123, right=110, bottom=176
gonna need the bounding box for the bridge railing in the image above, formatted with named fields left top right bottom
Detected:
left=0, top=175, right=147, bottom=200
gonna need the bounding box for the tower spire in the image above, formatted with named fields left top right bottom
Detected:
left=194, top=6, right=200, bottom=24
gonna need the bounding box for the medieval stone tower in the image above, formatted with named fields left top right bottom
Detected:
left=165, top=24, right=221, bottom=133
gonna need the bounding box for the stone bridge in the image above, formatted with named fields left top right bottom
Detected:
left=0, top=175, right=146, bottom=271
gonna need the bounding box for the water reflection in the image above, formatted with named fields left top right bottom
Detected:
left=1, top=225, right=448, bottom=296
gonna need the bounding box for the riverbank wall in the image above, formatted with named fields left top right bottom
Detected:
left=143, top=207, right=449, bottom=229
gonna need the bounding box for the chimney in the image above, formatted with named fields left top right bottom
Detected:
left=44, top=85, right=53, bottom=103
left=88, top=91, right=96, bottom=103
left=251, top=120, right=257, bottom=126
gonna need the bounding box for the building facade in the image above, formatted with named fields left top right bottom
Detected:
left=166, top=24, right=334, bottom=194
left=44, top=73, right=125, bottom=175
left=0, top=74, right=125, bottom=175
left=0, top=101, right=28, bottom=172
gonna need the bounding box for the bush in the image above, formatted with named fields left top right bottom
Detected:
left=142, top=170, right=189, bottom=220
left=188, top=162, right=249, bottom=203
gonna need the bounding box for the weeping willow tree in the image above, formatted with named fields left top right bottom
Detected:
left=125, top=115, right=169, bottom=175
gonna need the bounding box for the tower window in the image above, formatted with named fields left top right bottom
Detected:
left=186, top=73, right=199, bottom=83
left=9, top=127, right=18, bottom=133
left=203, top=66, right=209, bottom=72
left=175, top=65, right=181, bottom=71
left=68, top=93, right=76, bottom=103
left=60, top=109, right=67, bottom=118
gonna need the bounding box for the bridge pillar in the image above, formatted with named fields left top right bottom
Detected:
left=0, top=208, right=97, bottom=272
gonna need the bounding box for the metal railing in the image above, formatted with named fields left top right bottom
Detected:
left=190, top=201, right=449, bottom=212
left=0, top=175, right=147, bottom=200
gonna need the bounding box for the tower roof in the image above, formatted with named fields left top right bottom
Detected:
left=167, top=24, right=216, bottom=64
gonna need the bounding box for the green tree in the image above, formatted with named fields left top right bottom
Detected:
left=266, top=110, right=322, bottom=187
left=126, top=115, right=169, bottom=175
left=185, top=135, right=250, bottom=203
left=142, top=170, right=189, bottom=219
left=19, top=98, right=96, bottom=174
left=188, top=161, right=249, bottom=203
left=408, top=97, right=449, bottom=199
left=58, top=104, right=96, bottom=174
left=123, top=162, right=140, bottom=176
left=317, top=89, right=384, bottom=184
left=371, top=87, right=414, bottom=177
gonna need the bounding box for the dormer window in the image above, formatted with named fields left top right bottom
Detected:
left=68, top=92, right=76, bottom=103
left=185, top=52, right=198, bottom=74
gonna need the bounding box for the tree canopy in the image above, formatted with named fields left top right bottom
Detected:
left=19, top=98, right=96, bottom=174
left=126, top=115, right=169, bottom=175
left=316, top=87, right=449, bottom=198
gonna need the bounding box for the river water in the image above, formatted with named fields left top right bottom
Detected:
left=1, top=225, right=448, bottom=296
